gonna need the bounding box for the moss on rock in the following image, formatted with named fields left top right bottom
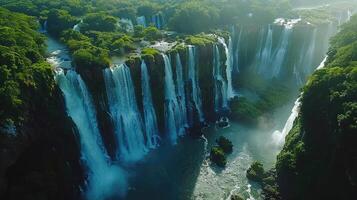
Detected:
left=210, top=146, right=227, bottom=167
left=216, top=136, right=233, bottom=154
left=247, top=161, right=265, bottom=182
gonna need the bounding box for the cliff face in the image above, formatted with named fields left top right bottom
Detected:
left=275, top=16, right=357, bottom=200
left=0, top=8, right=83, bottom=199
left=1, top=85, right=84, bottom=200
left=75, top=42, right=219, bottom=142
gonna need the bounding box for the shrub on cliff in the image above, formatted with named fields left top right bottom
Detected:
left=185, top=34, right=216, bottom=46
left=141, top=48, right=160, bottom=60
left=210, top=146, right=227, bottom=167
left=111, top=35, right=136, bottom=54
left=216, top=136, right=233, bottom=154
left=72, top=48, right=110, bottom=70
left=247, top=161, right=265, bottom=182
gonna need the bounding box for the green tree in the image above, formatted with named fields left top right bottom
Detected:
left=81, top=13, right=118, bottom=32
left=47, top=9, right=77, bottom=36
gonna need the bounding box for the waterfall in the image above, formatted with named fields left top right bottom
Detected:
left=294, top=28, right=318, bottom=85
left=175, top=53, right=189, bottom=129
left=254, top=26, right=266, bottom=71
left=187, top=46, right=204, bottom=124
left=271, top=56, right=327, bottom=146
left=104, top=64, right=147, bottom=162
left=40, top=20, right=47, bottom=33
left=271, top=98, right=301, bottom=146
left=151, top=14, right=162, bottom=29
left=136, top=16, right=147, bottom=27
left=271, top=27, right=291, bottom=78
left=119, top=18, right=134, bottom=32
left=73, top=24, right=80, bottom=32
left=347, top=10, right=352, bottom=22
left=218, top=37, right=235, bottom=99
left=73, top=19, right=82, bottom=32
left=141, top=61, right=160, bottom=148
left=303, top=29, right=317, bottom=74
left=56, top=70, right=126, bottom=199
left=234, top=28, right=243, bottom=73
left=213, top=44, right=228, bottom=112
left=322, top=22, right=334, bottom=53
left=293, top=64, right=303, bottom=86
left=316, top=56, right=328, bottom=70
left=163, top=54, right=185, bottom=144
left=258, top=25, right=273, bottom=74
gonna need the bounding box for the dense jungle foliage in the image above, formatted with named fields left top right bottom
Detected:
left=0, top=8, right=54, bottom=132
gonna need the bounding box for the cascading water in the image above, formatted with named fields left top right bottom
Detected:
left=218, top=37, right=235, bottom=99
left=136, top=16, right=147, bottom=27
left=175, top=53, right=189, bottom=130
left=151, top=13, right=163, bottom=29
left=271, top=98, right=301, bottom=146
left=258, top=25, right=273, bottom=74
left=233, top=28, right=243, bottom=73
left=141, top=60, right=160, bottom=148
left=187, top=46, right=204, bottom=123
left=347, top=10, right=352, bottom=22
left=73, top=19, right=82, bottom=32
left=271, top=56, right=328, bottom=147
left=302, top=28, right=317, bottom=74
left=213, top=44, right=228, bottom=112
left=44, top=20, right=48, bottom=32
left=254, top=26, right=266, bottom=70
left=163, top=54, right=185, bottom=144
left=56, top=69, right=126, bottom=200
left=104, top=64, right=148, bottom=162
left=271, top=27, right=292, bottom=78
left=120, top=18, right=134, bottom=32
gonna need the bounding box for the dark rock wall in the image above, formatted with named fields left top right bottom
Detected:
left=1, top=87, right=84, bottom=200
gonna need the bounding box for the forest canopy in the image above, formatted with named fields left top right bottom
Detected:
left=0, top=8, right=54, bottom=132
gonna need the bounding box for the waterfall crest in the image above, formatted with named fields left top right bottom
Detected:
left=187, top=46, right=204, bottom=124
left=56, top=70, right=127, bottom=199
left=141, top=60, right=160, bottom=148
left=104, top=64, right=148, bottom=162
